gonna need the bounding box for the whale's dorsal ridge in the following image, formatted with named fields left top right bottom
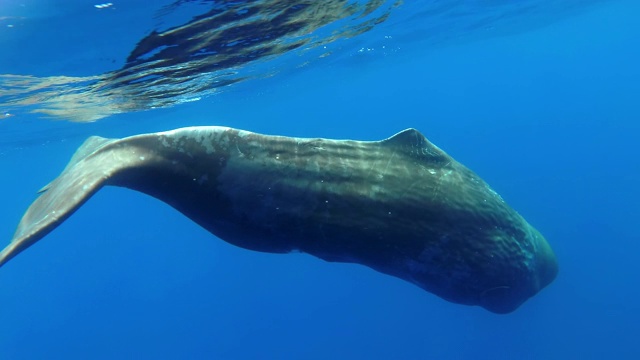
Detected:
left=382, top=128, right=435, bottom=150
left=381, top=128, right=449, bottom=161
left=382, top=128, right=425, bottom=145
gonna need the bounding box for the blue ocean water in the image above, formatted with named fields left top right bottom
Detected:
left=1, top=0, right=639, bottom=359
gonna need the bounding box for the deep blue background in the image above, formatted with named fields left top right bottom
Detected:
left=1, top=1, right=639, bottom=359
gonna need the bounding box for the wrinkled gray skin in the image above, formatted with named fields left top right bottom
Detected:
left=0, top=127, right=557, bottom=313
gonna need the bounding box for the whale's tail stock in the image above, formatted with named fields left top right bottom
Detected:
left=0, top=136, right=118, bottom=268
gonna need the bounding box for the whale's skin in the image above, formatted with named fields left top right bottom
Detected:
left=0, top=126, right=557, bottom=313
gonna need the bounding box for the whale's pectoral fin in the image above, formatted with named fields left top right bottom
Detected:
left=0, top=136, right=118, bottom=268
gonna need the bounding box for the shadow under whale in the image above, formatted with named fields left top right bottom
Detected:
left=0, top=126, right=558, bottom=313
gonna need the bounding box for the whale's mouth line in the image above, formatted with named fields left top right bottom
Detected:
left=478, top=285, right=530, bottom=314
left=481, top=285, right=511, bottom=298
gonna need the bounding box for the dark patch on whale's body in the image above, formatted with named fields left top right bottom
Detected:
left=0, top=127, right=557, bottom=313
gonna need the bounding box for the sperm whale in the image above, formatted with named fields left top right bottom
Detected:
left=0, top=126, right=557, bottom=313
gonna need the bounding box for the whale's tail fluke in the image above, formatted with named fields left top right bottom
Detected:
left=0, top=136, right=117, bottom=268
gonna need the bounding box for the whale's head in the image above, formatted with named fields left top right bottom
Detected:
left=477, top=225, right=558, bottom=314
left=405, top=218, right=558, bottom=314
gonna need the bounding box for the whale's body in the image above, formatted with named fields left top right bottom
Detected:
left=0, top=127, right=557, bottom=313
